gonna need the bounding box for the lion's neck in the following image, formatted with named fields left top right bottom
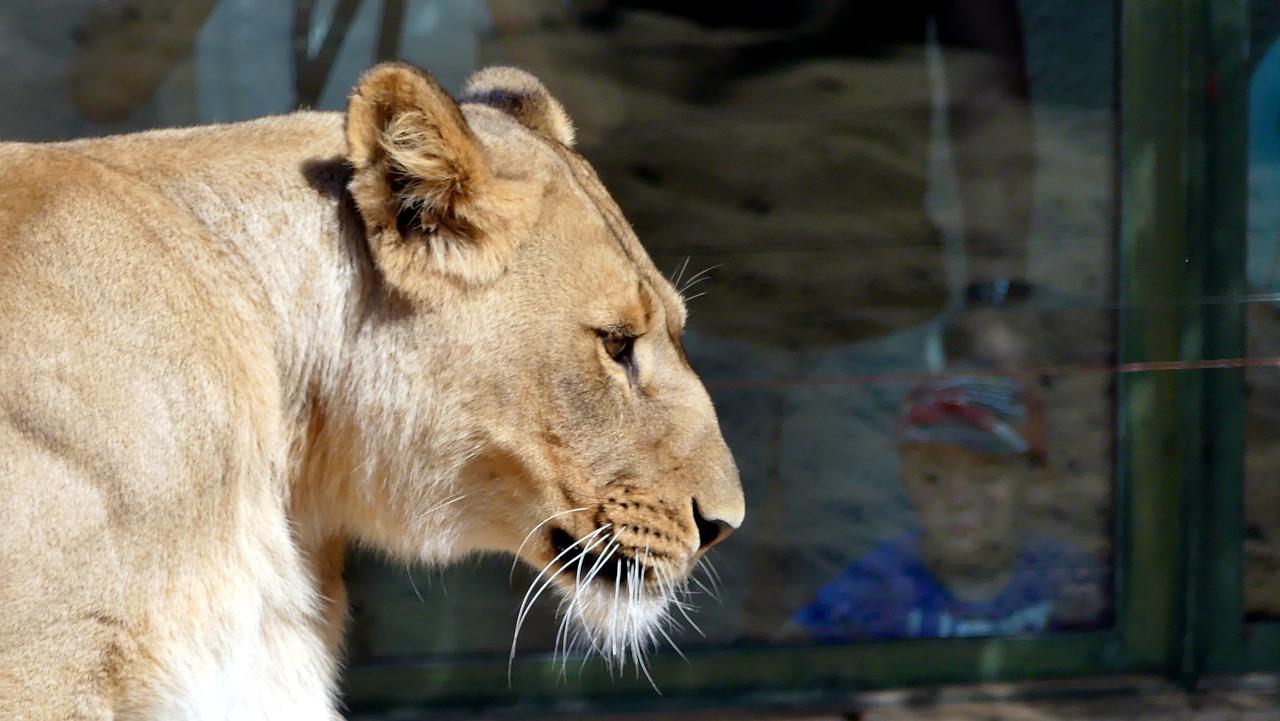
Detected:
left=215, top=121, right=477, bottom=566
left=68, top=112, right=366, bottom=423
left=97, top=112, right=481, bottom=571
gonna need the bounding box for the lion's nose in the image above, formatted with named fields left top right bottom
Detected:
left=692, top=499, right=735, bottom=553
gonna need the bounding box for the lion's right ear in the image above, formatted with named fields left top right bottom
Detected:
left=458, top=67, right=576, bottom=147
left=345, top=62, right=529, bottom=295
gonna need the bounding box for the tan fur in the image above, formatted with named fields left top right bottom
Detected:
left=0, top=63, right=743, bottom=720
left=460, top=66, right=577, bottom=147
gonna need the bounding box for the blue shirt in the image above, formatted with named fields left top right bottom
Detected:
left=790, top=533, right=1102, bottom=641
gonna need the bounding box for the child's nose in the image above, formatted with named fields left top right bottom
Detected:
left=943, top=479, right=979, bottom=508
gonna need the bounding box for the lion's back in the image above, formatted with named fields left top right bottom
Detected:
left=0, top=138, right=282, bottom=625
left=0, top=119, right=350, bottom=714
left=0, top=133, right=302, bottom=708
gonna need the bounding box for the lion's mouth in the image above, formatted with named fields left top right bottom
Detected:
left=512, top=523, right=706, bottom=680
left=548, top=526, right=652, bottom=588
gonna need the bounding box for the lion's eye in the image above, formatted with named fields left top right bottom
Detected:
left=600, top=332, right=637, bottom=375
left=602, top=334, right=633, bottom=362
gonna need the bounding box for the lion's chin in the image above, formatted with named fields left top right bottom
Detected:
left=509, top=548, right=691, bottom=682
left=552, top=576, right=680, bottom=676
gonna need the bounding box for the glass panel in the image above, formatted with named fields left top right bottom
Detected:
left=0, top=0, right=490, bottom=139
left=349, top=0, right=1119, bottom=659
left=1247, top=0, right=1280, bottom=623
left=0, top=0, right=1117, bottom=665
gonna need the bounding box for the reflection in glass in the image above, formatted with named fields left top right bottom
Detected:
left=1247, top=0, right=1280, bottom=622
left=0, top=0, right=1120, bottom=661
left=785, top=377, right=1105, bottom=642
left=364, top=0, right=1119, bottom=655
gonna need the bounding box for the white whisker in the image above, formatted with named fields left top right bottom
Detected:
left=510, top=507, right=590, bottom=582
left=515, top=514, right=730, bottom=689
left=678, top=264, right=721, bottom=295
left=678, top=274, right=714, bottom=295
left=581, top=541, right=619, bottom=590
left=423, top=492, right=468, bottom=515
left=516, top=524, right=611, bottom=633
left=406, top=568, right=424, bottom=604
left=573, top=532, right=613, bottom=591
left=690, top=560, right=721, bottom=602
left=701, top=554, right=725, bottom=595
left=673, top=583, right=705, bottom=637
left=608, top=549, right=623, bottom=670
left=670, top=256, right=691, bottom=289
left=508, top=524, right=611, bottom=679
left=653, top=616, right=687, bottom=664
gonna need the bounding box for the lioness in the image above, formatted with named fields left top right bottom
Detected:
left=0, top=63, right=743, bottom=719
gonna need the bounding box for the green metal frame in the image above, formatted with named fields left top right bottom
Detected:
left=1114, top=0, right=1199, bottom=682
left=1194, top=0, right=1280, bottom=681
left=343, top=0, right=1221, bottom=715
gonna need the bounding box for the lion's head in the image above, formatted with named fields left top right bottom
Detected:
left=308, top=64, right=743, bottom=668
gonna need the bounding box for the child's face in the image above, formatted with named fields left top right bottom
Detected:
left=899, top=441, right=1030, bottom=573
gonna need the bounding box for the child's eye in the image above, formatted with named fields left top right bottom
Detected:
left=922, top=471, right=942, bottom=485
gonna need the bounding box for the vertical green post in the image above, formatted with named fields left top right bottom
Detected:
left=1194, top=0, right=1250, bottom=679
left=1116, top=0, right=1199, bottom=674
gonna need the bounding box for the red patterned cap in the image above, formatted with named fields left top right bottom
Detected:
left=898, top=376, right=1048, bottom=465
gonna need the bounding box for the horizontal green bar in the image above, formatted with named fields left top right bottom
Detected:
left=344, top=631, right=1140, bottom=715
left=1219, top=623, right=1280, bottom=673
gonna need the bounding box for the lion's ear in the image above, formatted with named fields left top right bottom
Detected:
left=345, top=62, right=525, bottom=293
left=459, top=66, right=575, bottom=147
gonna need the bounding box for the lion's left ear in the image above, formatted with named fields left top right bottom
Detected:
left=345, top=62, right=530, bottom=294
left=459, top=66, right=576, bottom=147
